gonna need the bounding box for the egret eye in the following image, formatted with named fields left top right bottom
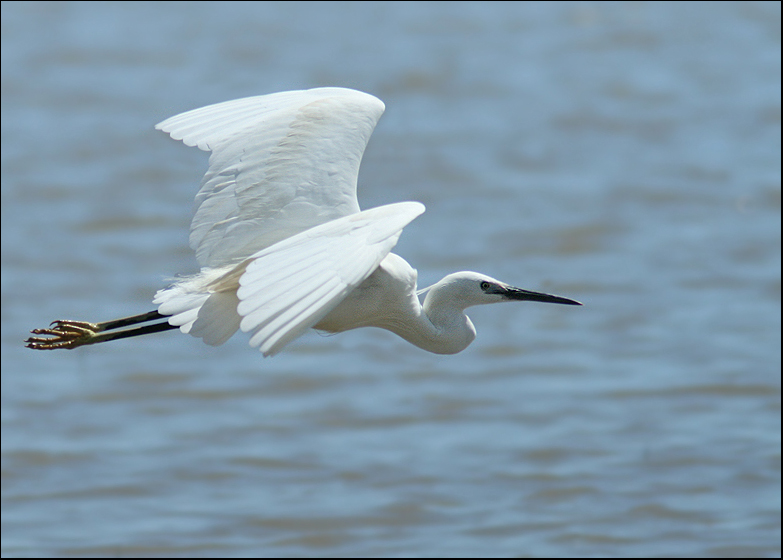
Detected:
left=480, top=281, right=491, bottom=291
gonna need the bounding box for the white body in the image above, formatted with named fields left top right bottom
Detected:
left=314, top=254, right=478, bottom=355
left=151, top=88, right=578, bottom=356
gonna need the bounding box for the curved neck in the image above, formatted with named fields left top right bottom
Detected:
left=386, top=289, right=476, bottom=355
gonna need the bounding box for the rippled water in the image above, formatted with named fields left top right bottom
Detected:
left=2, top=2, right=780, bottom=557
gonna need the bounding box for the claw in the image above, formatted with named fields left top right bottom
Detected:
left=25, top=320, right=101, bottom=350
left=49, top=319, right=99, bottom=331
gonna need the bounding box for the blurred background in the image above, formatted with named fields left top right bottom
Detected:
left=2, top=2, right=780, bottom=556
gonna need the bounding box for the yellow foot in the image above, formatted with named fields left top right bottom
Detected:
left=25, top=320, right=102, bottom=350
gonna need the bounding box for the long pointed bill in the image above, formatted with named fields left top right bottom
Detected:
left=502, top=286, right=582, bottom=306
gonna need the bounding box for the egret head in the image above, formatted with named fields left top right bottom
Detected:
left=424, top=271, right=582, bottom=310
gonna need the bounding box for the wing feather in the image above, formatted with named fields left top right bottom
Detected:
left=236, top=202, right=425, bottom=356
left=156, top=88, right=386, bottom=268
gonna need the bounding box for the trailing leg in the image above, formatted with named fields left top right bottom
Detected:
left=25, top=311, right=176, bottom=350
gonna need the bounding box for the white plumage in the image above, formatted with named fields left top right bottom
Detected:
left=156, top=88, right=384, bottom=268
left=26, top=87, right=580, bottom=357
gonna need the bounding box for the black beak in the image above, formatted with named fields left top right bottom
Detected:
left=501, top=286, right=582, bottom=306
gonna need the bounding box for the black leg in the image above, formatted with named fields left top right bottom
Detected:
left=95, top=310, right=169, bottom=332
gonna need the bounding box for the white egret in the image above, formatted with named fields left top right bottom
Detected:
left=26, top=87, right=581, bottom=356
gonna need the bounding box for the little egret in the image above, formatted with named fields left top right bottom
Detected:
left=26, top=87, right=581, bottom=356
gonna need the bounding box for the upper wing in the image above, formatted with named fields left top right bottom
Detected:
left=155, top=88, right=386, bottom=268
left=235, top=202, right=425, bottom=356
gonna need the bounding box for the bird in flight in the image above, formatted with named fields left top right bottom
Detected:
left=26, top=87, right=581, bottom=356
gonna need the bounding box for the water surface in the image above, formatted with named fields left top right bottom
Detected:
left=2, top=2, right=780, bottom=557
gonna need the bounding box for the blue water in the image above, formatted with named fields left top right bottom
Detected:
left=2, top=2, right=780, bottom=557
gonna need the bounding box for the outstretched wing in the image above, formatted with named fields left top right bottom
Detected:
left=236, top=202, right=425, bottom=356
left=156, top=88, right=386, bottom=268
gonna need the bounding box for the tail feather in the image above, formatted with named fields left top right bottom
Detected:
left=153, top=284, right=241, bottom=346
